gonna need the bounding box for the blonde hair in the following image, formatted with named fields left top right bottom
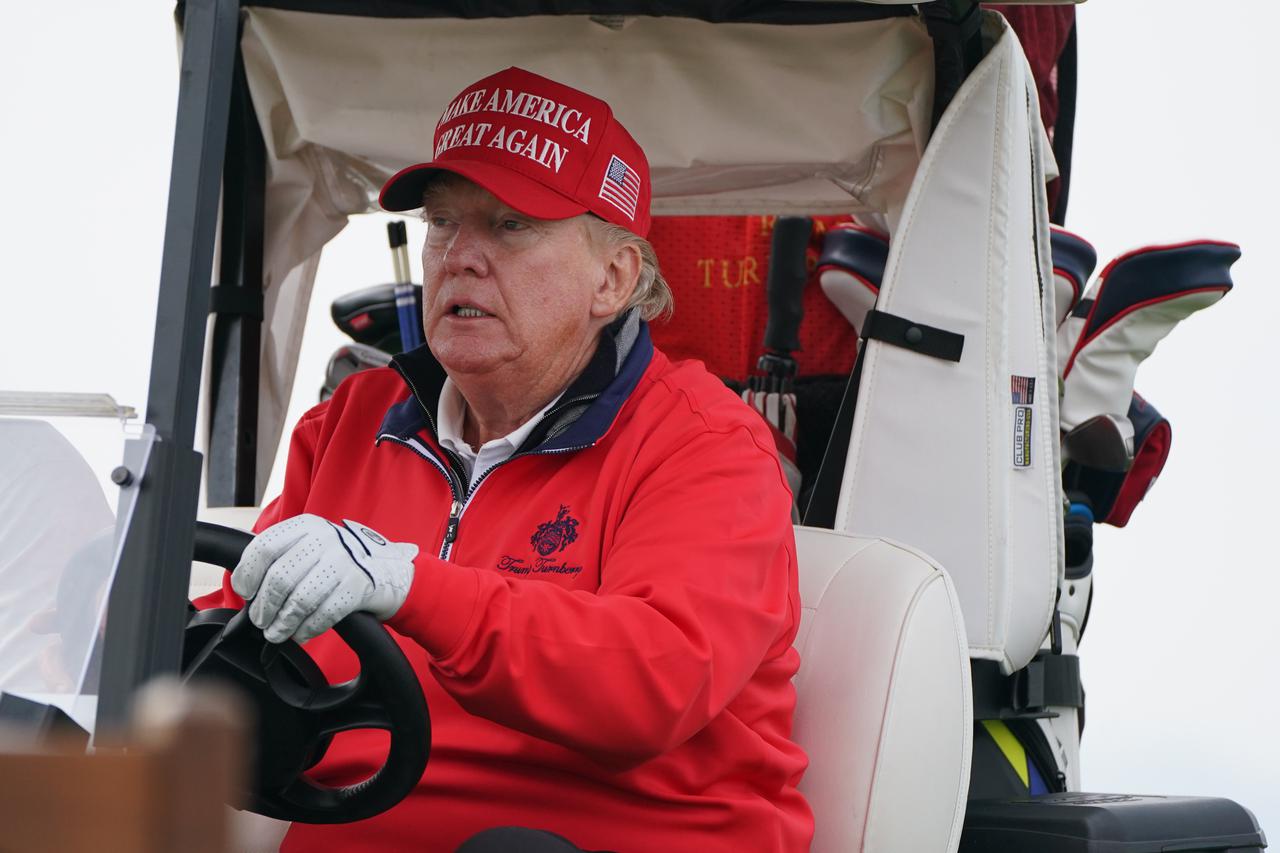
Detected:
left=584, top=218, right=673, bottom=322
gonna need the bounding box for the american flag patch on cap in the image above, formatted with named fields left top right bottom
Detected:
left=598, top=155, right=640, bottom=220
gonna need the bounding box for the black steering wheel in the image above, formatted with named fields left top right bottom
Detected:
left=184, top=521, right=430, bottom=824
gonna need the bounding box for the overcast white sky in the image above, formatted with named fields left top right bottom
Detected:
left=1066, top=0, right=1280, bottom=830
left=1, top=0, right=1276, bottom=837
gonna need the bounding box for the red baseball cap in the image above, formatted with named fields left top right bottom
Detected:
left=379, top=67, right=651, bottom=237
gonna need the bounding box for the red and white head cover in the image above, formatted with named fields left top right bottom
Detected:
left=380, top=67, right=652, bottom=237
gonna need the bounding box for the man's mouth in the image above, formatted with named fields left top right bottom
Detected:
left=451, top=304, right=492, bottom=318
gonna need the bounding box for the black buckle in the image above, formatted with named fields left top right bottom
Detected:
left=209, top=284, right=265, bottom=320
left=863, top=309, right=965, bottom=362
left=972, top=653, right=1083, bottom=721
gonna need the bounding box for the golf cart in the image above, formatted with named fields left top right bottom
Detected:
left=0, top=1, right=1268, bottom=850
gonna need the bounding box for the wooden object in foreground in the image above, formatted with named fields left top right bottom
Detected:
left=0, top=678, right=248, bottom=853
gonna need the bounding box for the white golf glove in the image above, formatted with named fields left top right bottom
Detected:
left=231, top=514, right=418, bottom=645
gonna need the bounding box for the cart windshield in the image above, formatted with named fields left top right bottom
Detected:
left=0, top=408, right=147, bottom=732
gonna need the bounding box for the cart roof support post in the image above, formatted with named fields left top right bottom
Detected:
left=207, top=40, right=265, bottom=508
left=1050, top=19, right=1077, bottom=225
left=923, top=0, right=985, bottom=131
left=96, top=0, right=240, bottom=733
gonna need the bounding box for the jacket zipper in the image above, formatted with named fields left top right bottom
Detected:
left=377, top=434, right=464, bottom=559
left=443, top=499, right=462, bottom=553
left=378, top=377, right=604, bottom=561
left=379, top=432, right=594, bottom=561
left=436, top=390, right=603, bottom=558
left=444, top=443, right=592, bottom=559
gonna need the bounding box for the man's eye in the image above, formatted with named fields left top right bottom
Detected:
left=428, top=216, right=455, bottom=229
left=500, top=219, right=528, bottom=232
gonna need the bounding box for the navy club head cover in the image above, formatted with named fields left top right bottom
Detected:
left=1063, top=392, right=1171, bottom=527
left=816, top=223, right=889, bottom=336
left=1059, top=240, right=1240, bottom=438
left=1049, top=226, right=1097, bottom=329
left=1052, top=227, right=1099, bottom=379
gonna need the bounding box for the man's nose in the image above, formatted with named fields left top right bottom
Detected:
left=440, top=222, right=491, bottom=278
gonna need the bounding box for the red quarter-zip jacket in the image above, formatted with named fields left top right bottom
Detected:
left=199, top=321, right=812, bottom=852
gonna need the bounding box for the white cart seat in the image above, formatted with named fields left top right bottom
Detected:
left=793, top=526, right=972, bottom=853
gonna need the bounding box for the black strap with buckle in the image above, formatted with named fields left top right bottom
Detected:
left=863, top=309, right=965, bottom=363
left=209, top=284, right=265, bottom=320
left=972, top=652, right=1084, bottom=721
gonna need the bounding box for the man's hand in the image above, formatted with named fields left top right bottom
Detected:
left=231, top=515, right=418, bottom=644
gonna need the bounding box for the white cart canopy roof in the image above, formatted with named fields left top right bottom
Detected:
left=242, top=7, right=937, bottom=228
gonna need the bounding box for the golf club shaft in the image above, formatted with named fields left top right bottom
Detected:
left=387, top=221, right=423, bottom=351
left=758, top=216, right=812, bottom=393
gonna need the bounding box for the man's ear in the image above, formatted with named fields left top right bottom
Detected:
left=590, top=241, right=642, bottom=319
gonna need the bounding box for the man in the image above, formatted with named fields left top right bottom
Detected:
left=204, top=67, right=812, bottom=852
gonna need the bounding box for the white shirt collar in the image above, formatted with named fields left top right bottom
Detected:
left=436, top=378, right=562, bottom=489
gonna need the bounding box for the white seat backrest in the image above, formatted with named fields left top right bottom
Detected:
left=792, top=526, right=971, bottom=853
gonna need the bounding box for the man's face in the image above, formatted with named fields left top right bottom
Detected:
left=420, top=177, right=616, bottom=386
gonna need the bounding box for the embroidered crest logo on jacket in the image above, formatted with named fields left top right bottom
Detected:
left=530, top=504, right=579, bottom=556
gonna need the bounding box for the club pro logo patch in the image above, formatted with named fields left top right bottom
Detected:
left=1011, top=375, right=1035, bottom=469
